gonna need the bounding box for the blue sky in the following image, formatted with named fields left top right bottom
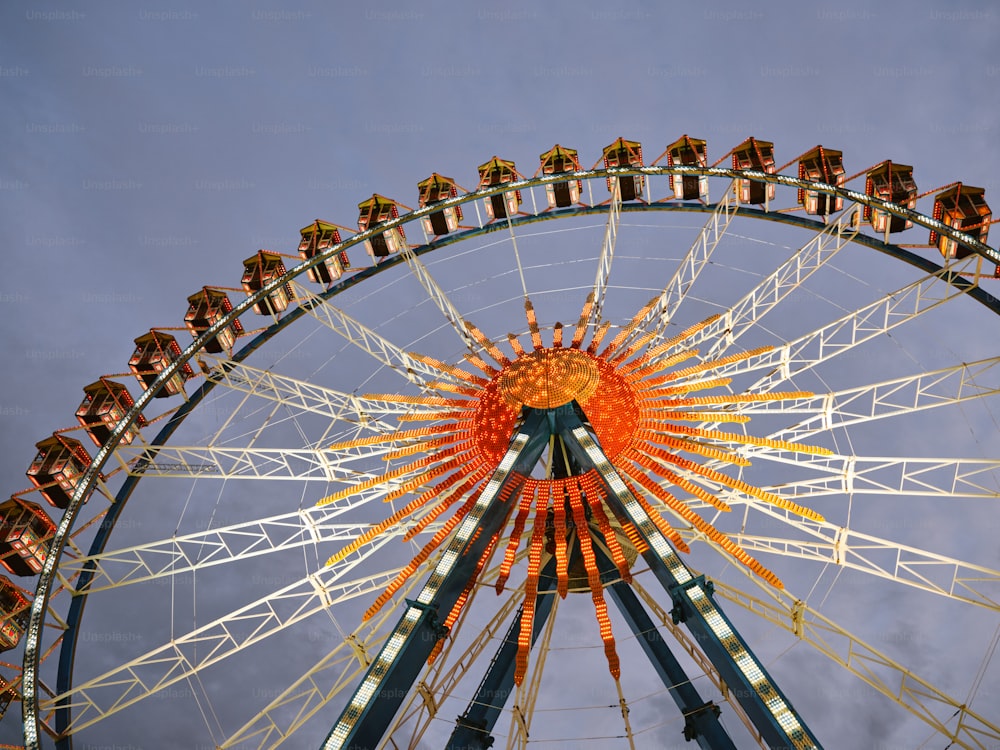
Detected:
left=1, top=1, right=999, bottom=747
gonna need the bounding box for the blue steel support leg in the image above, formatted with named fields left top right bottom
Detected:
left=554, top=410, right=822, bottom=750
left=606, top=576, right=737, bottom=749
left=320, top=409, right=552, bottom=750
left=446, top=554, right=559, bottom=750
left=579, top=517, right=736, bottom=748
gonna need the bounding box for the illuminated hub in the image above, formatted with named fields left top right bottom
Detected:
left=323, top=295, right=826, bottom=685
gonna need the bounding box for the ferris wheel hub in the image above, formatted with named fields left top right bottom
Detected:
left=498, top=347, right=600, bottom=409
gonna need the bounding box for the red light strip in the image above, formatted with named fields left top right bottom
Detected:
left=581, top=474, right=631, bottom=583
left=599, top=298, right=657, bottom=358
left=496, top=482, right=536, bottom=593
left=568, top=480, right=620, bottom=680
left=515, top=498, right=550, bottom=685
left=570, top=292, right=595, bottom=349
left=551, top=481, right=569, bottom=598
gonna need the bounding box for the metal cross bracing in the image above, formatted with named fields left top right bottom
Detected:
left=228, top=548, right=537, bottom=750
left=743, top=453, right=1000, bottom=499
left=691, top=255, right=981, bottom=395
left=738, top=355, right=1000, bottom=441
left=659, top=204, right=862, bottom=364
left=720, top=519, right=1000, bottom=612
left=201, top=354, right=431, bottom=431
left=289, top=280, right=468, bottom=389
left=587, top=173, right=625, bottom=327
left=383, top=551, right=532, bottom=749
left=444, top=555, right=564, bottom=750
left=54, top=510, right=447, bottom=595
left=628, top=180, right=740, bottom=350
left=396, top=243, right=478, bottom=352
left=219, top=547, right=445, bottom=749
left=112, top=443, right=445, bottom=481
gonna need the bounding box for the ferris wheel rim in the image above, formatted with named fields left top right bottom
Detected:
left=18, top=165, right=1000, bottom=749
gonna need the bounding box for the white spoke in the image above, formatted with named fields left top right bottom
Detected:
left=748, top=356, right=1000, bottom=443
left=203, top=355, right=434, bottom=430
left=683, top=505, right=1000, bottom=611
left=657, top=205, right=860, bottom=363
left=290, top=280, right=464, bottom=388
left=748, top=453, right=1000, bottom=500
left=636, top=181, right=738, bottom=345
left=114, top=444, right=439, bottom=482
left=57, top=509, right=443, bottom=594
left=399, top=245, right=477, bottom=351
left=44, top=538, right=402, bottom=735
left=676, top=256, right=980, bottom=392
left=589, top=175, right=623, bottom=325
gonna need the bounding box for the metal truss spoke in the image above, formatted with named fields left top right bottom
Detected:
left=635, top=182, right=738, bottom=346
left=747, top=453, right=1000, bottom=500
left=398, top=245, right=477, bottom=350
left=684, top=504, right=1000, bottom=611
left=682, top=256, right=980, bottom=393
left=43, top=538, right=402, bottom=736
left=57, top=508, right=443, bottom=594
left=588, top=175, right=623, bottom=326
left=290, top=280, right=465, bottom=389
left=113, top=444, right=438, bottom=482
left=750, top=356, right=1000, bottom=444
left=660, top=206, right=859, bottom=364
left=713, top=577, right=1000, bottom=749
left=202, top=355, right=434, bottom=431
left=223, top=645, right=369, bottom=750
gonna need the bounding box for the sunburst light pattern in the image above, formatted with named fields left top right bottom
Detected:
left=322, top=295, right=829, bottom=684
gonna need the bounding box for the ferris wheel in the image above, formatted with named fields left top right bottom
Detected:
left=4, top=135, right=1000, bottom=749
